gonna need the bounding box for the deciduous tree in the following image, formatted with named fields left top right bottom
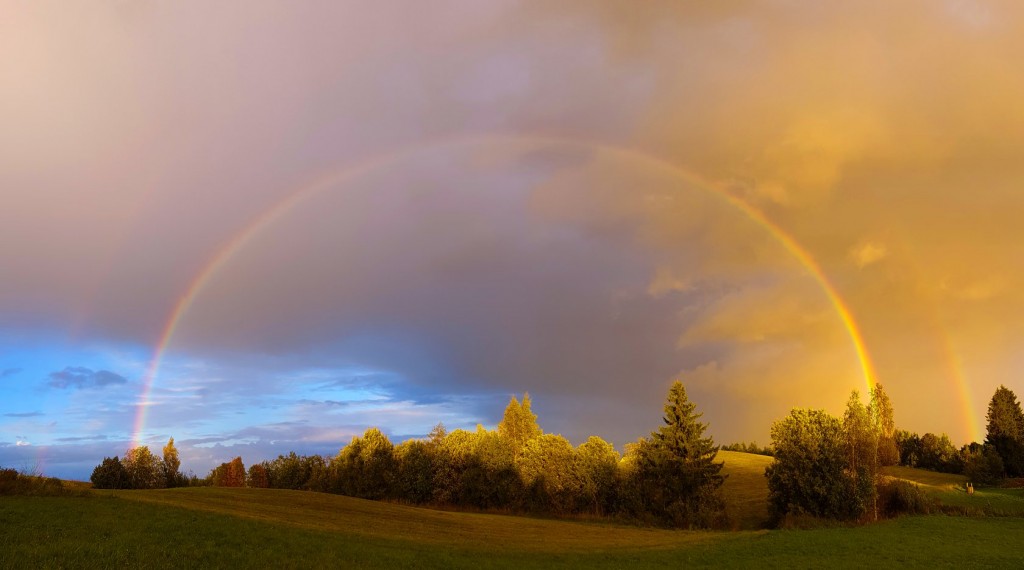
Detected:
left=497, top=393, right=542, bottom=455
left=869, top=384, right=899, bottom=466
left=766, top=409, right=857, bottom=522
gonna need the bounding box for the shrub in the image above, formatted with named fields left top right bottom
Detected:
left=877, top=479, right=938, bottom=517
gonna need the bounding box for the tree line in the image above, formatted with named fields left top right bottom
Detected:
left=91, top=381, right=1024, bottom=528
left=92, top=382, right=728, bottom=528
left=765, top=383, right=1024, bottom=524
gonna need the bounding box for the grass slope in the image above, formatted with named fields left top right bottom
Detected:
left=3, top=454, right=1023, bottom=567
left=882, top=464, right=1024, bottom=517
left=3, top=493, right=1024, bottom=568
left=718, top=450, right=772, bottom=529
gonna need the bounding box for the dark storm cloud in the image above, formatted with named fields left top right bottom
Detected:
left=47, top=367, right=128, bottom=390
left=3, top=0, right=1024, bottom=452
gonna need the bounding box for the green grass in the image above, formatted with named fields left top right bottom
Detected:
left=881, top=464, right=1024, bottom=516
left=881, top=465, right=967, bottom=489
left=3, top=493, right=1024, bottom=568
left=2, top=455, right=1022, bottom=568
left=718, top=450, right=772, bottom=529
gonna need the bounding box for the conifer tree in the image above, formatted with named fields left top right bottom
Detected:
left=986, top=385, right=1024, bottom=476
left=633, top=381, right=725, bottom=527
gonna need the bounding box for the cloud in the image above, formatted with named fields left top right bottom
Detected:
left=3, top=411, right=43, bottom=418
left=1, top=368, right=20, bottom=378
left=47, top=367, right=128, bottom=390
left=15, top=441, right=31, bottom=447
left=849, top=241, right=889, bottom=268
left=2, top=0, right=1024, bottom=457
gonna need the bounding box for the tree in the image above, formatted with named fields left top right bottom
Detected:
left=985, top=385, right=1024, bottom=477
left=573, top=436, right=620, bottom=515
left=90, top=456, right=128, bottom=489
left=247, top=464, right=269, bottom=488
left=162, top=437, right=181, bottom=487
left=963, top=444, right=1005, bottom=486
left=332, top=428, right=396, bottom=499
left=919, top=433, right=962, bottom=473
left=895, top=429, right=922, bottom=467
left=518, top=434, right=576, bottom=514
left=123, top=446, right=165, bottom=489
left=625, top=381, right=725, bottom=527
left=869, top=384, right=899, bottom=466
left=393, top=439, right=436, bottom=504
left=497, top=393, right=542, bottom=455
left=766, top=409, right=859, bottom=522
left=843, top=391, right=877, bottom=521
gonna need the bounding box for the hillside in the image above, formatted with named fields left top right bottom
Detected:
left=718, top=450, right=773, bottom=529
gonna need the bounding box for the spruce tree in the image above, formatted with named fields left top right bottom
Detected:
left=645, top=381, right=725, bottom=526
left=985, top=385, right=1024, bottom=477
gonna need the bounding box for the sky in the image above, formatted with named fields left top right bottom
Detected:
left=2, top=0, right=1023, bottom=480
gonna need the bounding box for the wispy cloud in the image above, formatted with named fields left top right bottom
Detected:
left=47, top=367, right=128, bottom=390
left=3, top=411, right=43, bottom=418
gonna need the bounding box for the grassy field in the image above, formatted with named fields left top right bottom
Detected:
left=2, top=453, right=1023, bottom=568
left=718, top=450, right=772, bottom=529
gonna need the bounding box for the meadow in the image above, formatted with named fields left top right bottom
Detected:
left=3, top=451, right=1023, bottom=568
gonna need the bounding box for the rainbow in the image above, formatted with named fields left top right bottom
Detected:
left=130, top=133, right=877, bottom=447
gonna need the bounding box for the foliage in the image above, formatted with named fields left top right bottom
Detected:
left=90, top=456, right=129, bottom=489
left=720, top=442, right=773, bottom=456
left=247, top=464, right=270, bottom=488
left=332, top=428, right=396, bottom=500
left=519, top=434, right=577, bottom=513
left=0, top=467, right=75, bottom=496
left=985, top=385, right=1024, bottom=477
left=869, top=384, right=899, bottom=466
left=843, top=391, right=877, bottom=520
left=497, top=393, right=542, bottom=455
left=573, top=436, right=620, bottom=515
left=962, top=444, right=1005, bottom=486
left=162, top=438, right=183, bottom=487
left=917, top=433, right=962, bottom=473
left=895, top=429, right=922, bottom=467
left=766, top=409, right=860, bottom=523
left=876, top=479, right=938, bottom=517
left=209, top=457, right=246, bottom=487
left=123, top=446, right=166, bottom=489
left=620, top=381, right=726, bottom=528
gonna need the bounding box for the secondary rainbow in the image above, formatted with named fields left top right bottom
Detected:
left=131, top=133, right=878, bottom=447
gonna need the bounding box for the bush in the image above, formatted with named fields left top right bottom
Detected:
left=0, top=467, right=75, bottom=496
left=91, top=456, right=129, bottom=489
left=877, top=479, right=938, bottom=517
left=963, top=445, right=1005, bottom=486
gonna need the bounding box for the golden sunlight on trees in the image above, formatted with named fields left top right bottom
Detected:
left=210, top=457, right=246, bottom=487
left=869, top=384, right=899, bottom=467
left=123, top=446, right=165, bottom=490
left=247, top=463, right=269, bottom=488
left=843, top=391, right=878, bottom=520
left=497, top=393, right=542, bottom=455
left=162, top=437, right=183, bottom=487
left=765, top=409, right=852, bottom=523
left=620, top=381, right=726, bottom=528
